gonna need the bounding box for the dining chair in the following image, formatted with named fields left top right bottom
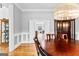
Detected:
left=46, top=34, right=55, bottom=41
left=61, top=34, right=68, bottom=43
left=33, top=31, right=40, bottom=56
left=38, top=44, right=51, bottom=56
left=34, top=38, right=40, bottom=56
left=34, top=38, right=51, bottom=56
left=34, top=31, right=51, bottom=56
left=51, top=34, right=55, bottom=40
left=46, top=34, right=51, bottom=41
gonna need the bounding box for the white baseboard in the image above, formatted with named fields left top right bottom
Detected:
left=14, top=42, right=21, bottom=50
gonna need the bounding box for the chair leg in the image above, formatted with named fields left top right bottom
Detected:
left=37, top=52, right=39, bottom=56
left=37, top=50, right=40, bottom=56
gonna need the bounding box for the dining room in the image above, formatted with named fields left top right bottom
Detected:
left=33, top=3, right=79, bottom=56
left=8, top=3, right=79, bottom=56
left=0, top=3, right=79, bottom=56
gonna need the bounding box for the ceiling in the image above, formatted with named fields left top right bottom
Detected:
left=14, top=3, right=79, bottom=11
left=14, top=3, right=61, bottom=9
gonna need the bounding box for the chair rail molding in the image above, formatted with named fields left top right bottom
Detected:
left=14, top=32, right=29, bottom=50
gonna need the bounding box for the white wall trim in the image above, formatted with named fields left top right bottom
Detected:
left=9, top=4, right=14, bottom=52
left=13, top=32, right=30, bottom=51
left=14, top=4, right=22, bottom=11
left=21, top=32, right=29, bottom=43
left=22, top=9, right=53, bottom=12
left=14, top=33, right=21, bottom=50
left=14, top=41, right=21, bottom=50
left=14, top=4, right=54, bottom=12
left=13, top=32, right=29, bottom=50
left=14, top=4, right=53, bottom=12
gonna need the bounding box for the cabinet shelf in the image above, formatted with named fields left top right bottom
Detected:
left=0, top=18, right=9, bottom=43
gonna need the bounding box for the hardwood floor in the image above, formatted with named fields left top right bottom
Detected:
left=41, top=39, right=79, bottom=56
left=10, top=43, right=38, bottom=56
left=0, top=43, right=8, bottom=56
left=0, top=43, right=8, bottom=53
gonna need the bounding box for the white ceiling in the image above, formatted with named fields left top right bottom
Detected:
left=14, top=3, right=79, bottom=12
left=14, top=3, right=62, bottom=10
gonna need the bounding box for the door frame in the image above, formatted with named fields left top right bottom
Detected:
left=29, top=19, right=51, bottom=43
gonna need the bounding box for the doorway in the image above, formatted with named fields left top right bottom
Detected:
left=54, top=19, right=75, bottom=42
left=29, top=20, right=51, bottom=43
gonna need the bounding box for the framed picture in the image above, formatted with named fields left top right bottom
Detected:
left=35, top=23, right=45, bottom=34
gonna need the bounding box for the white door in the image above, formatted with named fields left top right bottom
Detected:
left=29, top=20, right=51, bottom=43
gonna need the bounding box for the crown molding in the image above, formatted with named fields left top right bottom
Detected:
left=14, top=4, right=53, bottom=12
left=22, top=9, right=53, bottom=12
left=14, top=4, right=23, bottom=11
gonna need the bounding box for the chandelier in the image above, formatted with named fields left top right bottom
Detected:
left=54, top=3, right=79, bottom=20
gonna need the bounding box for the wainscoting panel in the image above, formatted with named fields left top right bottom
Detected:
left=14, top=33, right=29, bottom=50
left=19, top=35, right=21, bottom=42
left=14, top=36, right=18, bottom=45
left=14, top=33, right=21, bottom=50
left=21, top=33, right=29, bottom=43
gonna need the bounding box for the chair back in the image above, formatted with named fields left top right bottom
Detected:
left=33, top=31, right=40, bottom=55
left=38, top=45, right=51, bottom=56
left=34, top=31, right=51, bottom=56
left=46, top=34, right=55, bottom=41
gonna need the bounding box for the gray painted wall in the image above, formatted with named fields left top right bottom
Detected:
left=22, top=11, right=54, bottom=33
left=14, top=4, right=79, bottom=35
left=13, top=5, right=22, bottom=34
left=75, top=18, right=79, bottom=33
left=22, top=11, right=79, bottom=33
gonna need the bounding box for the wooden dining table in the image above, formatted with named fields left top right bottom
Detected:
left=40, top=39, right=79, bottom=56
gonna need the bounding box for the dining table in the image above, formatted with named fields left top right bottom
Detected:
left=40, top=39, right=79, bottom=56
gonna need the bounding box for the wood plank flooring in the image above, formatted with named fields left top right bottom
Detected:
left=10, top=43, right=38, bottom=56
left=0, top=43, right=8, bottom=53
